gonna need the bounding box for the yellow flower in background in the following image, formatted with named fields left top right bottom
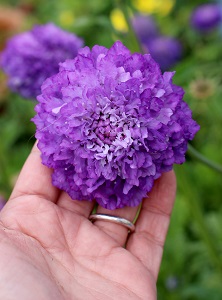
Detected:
left=59, top=10, right=75, bottom=27
left=132, top=0, right=175, bottom=15
left=110, top=8, right=128, bottom=33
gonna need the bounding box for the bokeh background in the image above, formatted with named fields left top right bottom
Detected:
left=0, top=0, right=222, bottom=299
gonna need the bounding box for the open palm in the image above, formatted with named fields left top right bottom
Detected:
left=0, top=144, right=176, bottom=300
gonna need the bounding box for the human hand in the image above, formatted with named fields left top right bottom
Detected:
left=0, top=143, right=176, bottom=300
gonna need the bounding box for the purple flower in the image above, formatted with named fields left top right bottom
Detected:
left=191, top=4, right=222, bottom=32
left=132, top=14, right=159, bottom=43
left=143, top=36, right=182, bottom=71
left=1, top=23, right=83, bottom=99
left=33, top=41, right=199, bottom=210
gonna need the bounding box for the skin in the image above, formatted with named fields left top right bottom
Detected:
left=0, top=143, right=176, bottom=300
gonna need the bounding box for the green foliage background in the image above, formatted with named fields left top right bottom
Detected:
left=0, top=0, right=222, bottom=299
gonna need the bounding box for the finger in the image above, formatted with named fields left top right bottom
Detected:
left=92, top=205, right=139, bottom=246
left=56, top=191, right=95, bottom=218
left=9, top=142, right=60, bottom=203
left=126, top=171, right=176, bottom=281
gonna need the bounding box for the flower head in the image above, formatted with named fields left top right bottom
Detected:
left=132, top=14, right=159, bottom=43
left=143, top=36, right=182, bottom=71
left=33, top=41, right=199, bottom=210
left=1, top=23, right=83, bottom=99
left=110, top=8, right=128, bottom=33
left=132, top=0, right=175, bottom=16
left=191, top=4, right=222, bottom=32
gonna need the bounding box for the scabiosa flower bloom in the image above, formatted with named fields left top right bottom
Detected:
left=191, top=4, right=222, bottom=32
left=33, top=41, right=199, bottom=210
left=132, top=14, right=159, bottom=43
left=143, top=36, right=182, bottom=71
left=1, top=23, right=83, bottom=99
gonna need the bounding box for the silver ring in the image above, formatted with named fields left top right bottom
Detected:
left=89, top=213, right=135, bottom=233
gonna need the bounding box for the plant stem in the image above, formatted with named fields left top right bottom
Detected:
left=187, top=144, right=222, bottom=174
left=133, top=202, right=142, bottom=223
left=115, top=0, right=143, bottom=53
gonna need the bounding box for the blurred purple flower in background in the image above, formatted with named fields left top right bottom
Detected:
left=191, top=3, right=222, bottom=32
left=131, top=13, right=182, bottom=70
left=0, top=196, right=6, bottom=211
left=132, top=14, right=159, bottom=43
left=0, top=23, right=83, bottom=99
left=143, top=36, right=183, bottom=71
left=33, top=41, right=199, bottom=210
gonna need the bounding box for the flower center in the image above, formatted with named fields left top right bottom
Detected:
left=93, top=113, right=118, bottom=145
left=85, top=107, right=138, bottom=161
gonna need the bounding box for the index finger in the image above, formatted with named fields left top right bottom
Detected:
left=9, top=142, right=60, bottom=203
